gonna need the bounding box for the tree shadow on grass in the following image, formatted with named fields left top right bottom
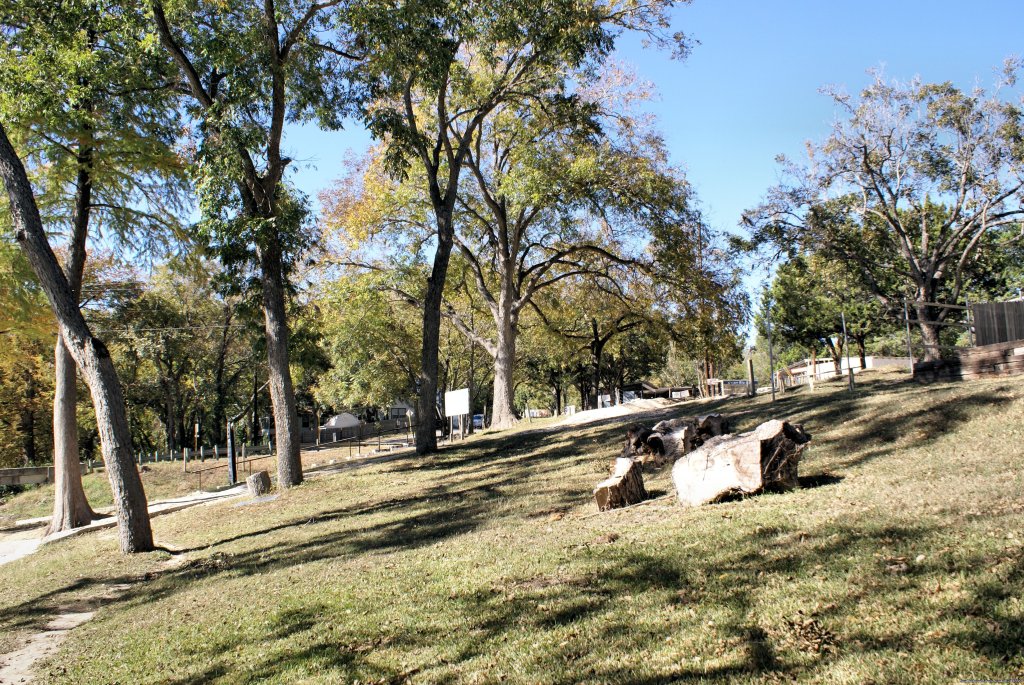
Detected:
left=429, top=522, right=927, bottom=683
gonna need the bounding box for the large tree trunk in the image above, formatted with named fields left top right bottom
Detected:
left=416, top=212, right=456, bottom=454
left=914, top=301, right=942, bottom=363
left=259, top=237, right=302, bottom=487
left=672, top=420, right=809, bottom=507
left=0, top=124, right=152, bottom=553
left=47, top=339, right=96, bottom=534
left=490, top=299, right=518, bottom=430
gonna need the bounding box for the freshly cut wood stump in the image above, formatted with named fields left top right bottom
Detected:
left=672, top=420, right=810, bottom=507
left=246, top=470, right=272, bottom=497
left=594, top=457, right=648, bottom=511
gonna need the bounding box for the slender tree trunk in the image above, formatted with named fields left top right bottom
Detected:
left=250, top=372, right=260, bottom=446
left=827, top=341, right=843, bottom=377
left=18, top=368, right=37, bottom=465
left=259, top=236, right=302, bottom=486
left=48, top=339, right=96, bottom=533
left=856, top=337, right=867, bottom=370
left=50, top=108, right=97, bottom=532
left=416, top=213, right=456, bottom=454
left=0, top=124, right=152, bottom=553
left=164, top=386, right=176, bottom=452
left=591, top=329, right=604, bottom=409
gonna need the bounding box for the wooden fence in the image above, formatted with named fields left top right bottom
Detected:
left=971, top=301, right=1024, bottom=346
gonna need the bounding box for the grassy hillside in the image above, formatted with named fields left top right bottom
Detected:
left=1, top=371, right=1022, bottom=684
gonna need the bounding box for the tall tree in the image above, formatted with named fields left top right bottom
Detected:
left=1, top=0, right=184, bottom=535
left=745, top=67, right=1024, bottom=361
left=150, top=0, right=354, bottom=486
left=349, top=0, right=688, bottom=451
left=0, top=123, right=154, bottom=553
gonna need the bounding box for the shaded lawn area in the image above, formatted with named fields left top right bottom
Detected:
left=1, top=371, right=1022, bottom=684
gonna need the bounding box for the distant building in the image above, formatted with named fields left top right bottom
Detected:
left=263, top=399, right=418, bottom=446
left=620, top=381, right=699, bottom=402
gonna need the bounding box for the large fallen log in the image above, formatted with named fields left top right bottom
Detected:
left=594, top=457, right=648, bottom=511
left=672, top=420, right=810, bottom=507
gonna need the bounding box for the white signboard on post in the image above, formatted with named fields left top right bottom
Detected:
left=444, top=388, right=470, bottom=417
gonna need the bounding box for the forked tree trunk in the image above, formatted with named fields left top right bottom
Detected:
left=47, top=339, right=96, bottom=533
left=259, top=238, right=302, bottom=487
left=0, top=124, right=152, bottom=553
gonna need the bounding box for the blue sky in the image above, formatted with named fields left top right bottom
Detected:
left=283, top=0, right=1023, bottom=287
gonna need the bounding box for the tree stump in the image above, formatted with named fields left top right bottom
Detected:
left=672, top=420, right=810, bottom=507
left=594, top=457, right=648, bottom=511
left=246, top=470, right=272, bottom=497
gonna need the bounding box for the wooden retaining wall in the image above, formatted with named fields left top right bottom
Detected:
left=914, top=339, right=1024, bottom=382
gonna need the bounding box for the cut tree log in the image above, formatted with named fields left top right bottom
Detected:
left=594, top=458, right=648, bottom=511
left=696, top=414, right=727, bottom=439
left=672, top=420, right=810, bottom=507
left=655, top=421, right=696, bottom=462
left=246, top=470, right=272, bottom=497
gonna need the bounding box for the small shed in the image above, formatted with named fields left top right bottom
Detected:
left=320, top=412, right=361, bottom=442
left=323, top=413, right=360, bottom=429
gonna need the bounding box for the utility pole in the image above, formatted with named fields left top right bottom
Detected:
left=903, top=298, right=915, bottom=376
left=841, top=310, right=854, bottom=391
left=766, top=299, right=777, bottom=403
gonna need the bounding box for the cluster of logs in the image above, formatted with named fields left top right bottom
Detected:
left=592, top=414, right=811, bottom=511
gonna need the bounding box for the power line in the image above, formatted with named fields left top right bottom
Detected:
left=92, top=324, right=250, bottom=334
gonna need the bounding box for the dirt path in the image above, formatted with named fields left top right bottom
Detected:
left=0, top=551, right=190, bottom=685
left=0, top=581, right=133, bottom=684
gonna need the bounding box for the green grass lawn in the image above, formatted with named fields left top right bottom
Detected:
left=1, top=371, right=1022, bottom=684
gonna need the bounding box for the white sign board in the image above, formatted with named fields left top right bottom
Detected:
left=444, top=388, right=470, bottom=417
